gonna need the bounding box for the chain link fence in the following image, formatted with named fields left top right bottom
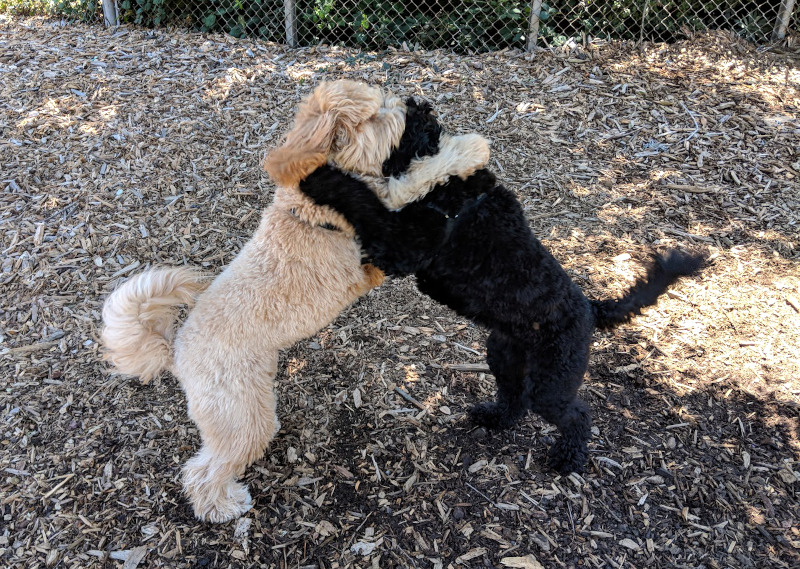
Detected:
left=5, top=0, right=798, bottom=51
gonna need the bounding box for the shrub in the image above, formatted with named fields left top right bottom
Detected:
left=0, top=0, right=785, bottom=49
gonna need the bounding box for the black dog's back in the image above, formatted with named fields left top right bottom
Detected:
left=412, top=171, right=588, bottom=336
left=302, top=165, right=704, bottom=336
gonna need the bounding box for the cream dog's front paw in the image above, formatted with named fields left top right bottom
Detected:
left=446, top=133, right=491, bottom=179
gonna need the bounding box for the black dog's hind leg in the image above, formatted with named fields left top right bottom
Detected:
left=468, top=330, right=528, bottom=430
left=533, top=396, right=592, bottom=474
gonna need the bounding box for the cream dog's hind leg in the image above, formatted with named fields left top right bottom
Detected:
left=179, top=355, right=280, bottom=523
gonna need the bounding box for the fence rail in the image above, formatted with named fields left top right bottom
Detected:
left=6, top=0, right=799, bottom=52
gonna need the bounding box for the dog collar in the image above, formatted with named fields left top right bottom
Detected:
left=288, top=208, right=342, bottom=232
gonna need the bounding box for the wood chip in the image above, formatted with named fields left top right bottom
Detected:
left=456, top=547, right=488, bottom=564
left=500, top=555, right=545, bottom=569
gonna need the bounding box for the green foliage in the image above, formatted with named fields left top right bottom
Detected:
left=119, top=0, right=169, bottom=27
left=0, top=0, right=51, bottom=16
left=539, top=0, right=776, bottom=44
left=296, top=0, right=531, bottom=52
left=734, top=7, right=772, bottom=42
left=0, top=0, right=98, bottom=19
left=0, top=0, right=781, bottom=49
left=191, top=0, right=284, bottom=40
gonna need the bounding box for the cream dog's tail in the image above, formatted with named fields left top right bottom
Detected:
left=101, top=267, right=210, bottom=382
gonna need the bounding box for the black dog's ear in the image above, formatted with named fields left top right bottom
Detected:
left=405, top=97, right=433, bottom=116
left=470, top=169, right=497, bottom=189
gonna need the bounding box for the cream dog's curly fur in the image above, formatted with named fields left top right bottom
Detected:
left=101, top=80, right=489, bottom=523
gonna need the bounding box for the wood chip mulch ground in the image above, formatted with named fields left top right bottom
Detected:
left=1, top=16, right=799, bottom=569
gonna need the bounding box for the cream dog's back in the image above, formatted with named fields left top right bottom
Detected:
left=175, top=204, right=371, bottom=357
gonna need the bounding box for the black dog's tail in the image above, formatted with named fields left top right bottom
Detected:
left=591, top=250, right=706, bottom=330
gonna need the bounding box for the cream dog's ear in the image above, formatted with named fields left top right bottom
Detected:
left=263, top=147, right=330, bottom=189
left=264, top=80, right=384, bottom=187
left=263, top=95, right=337, bottom=188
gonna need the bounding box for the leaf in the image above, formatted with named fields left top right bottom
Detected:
left=314, top=520, right=337, bottom=537
left=121, top=546, right=149, bottom=569
left=202, top=13, right=216, bottom=30
left=403, top=470, right=417, bottom=492
left=455, top=548, right=487, bottom=564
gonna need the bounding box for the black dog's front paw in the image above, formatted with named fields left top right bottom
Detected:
left=468, top=401, right=521, bottom=430
left=298, top=165, right=347, bottom=204
left=547, top=438, right=587, bottom=475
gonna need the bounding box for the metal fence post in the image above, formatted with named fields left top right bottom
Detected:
left=772, top=0, right=796, bottom=41
left=102, top=0, right=119, bottom=27
left=526, top=0, right=543, bottom=52
left=284, top=0, right=298, bottom=48
left=639, top=0, right=650, bottom=44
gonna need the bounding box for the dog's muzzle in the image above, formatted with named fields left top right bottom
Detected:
left=426, top=192, right=488, bottom=244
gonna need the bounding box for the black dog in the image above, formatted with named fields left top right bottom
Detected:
left=300, top=99, right=705, bottom=474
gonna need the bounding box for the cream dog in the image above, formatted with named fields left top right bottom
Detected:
left=101, top=80, right=489, bottom=523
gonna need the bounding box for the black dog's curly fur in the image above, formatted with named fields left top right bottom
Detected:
left=382, top=98, right=442, bottom=177
left=301, top=99, right=706, bottom=474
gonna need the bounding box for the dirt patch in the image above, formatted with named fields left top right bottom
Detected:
left=1, top=17, right=799, bottom=569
